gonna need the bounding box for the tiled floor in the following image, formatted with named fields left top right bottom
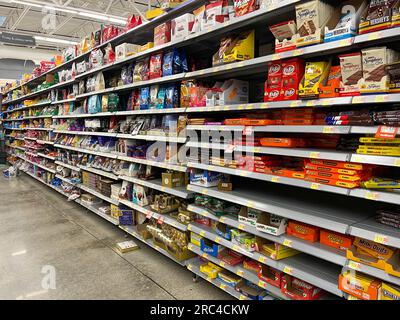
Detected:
left=0, top=174, right=229, bottom=300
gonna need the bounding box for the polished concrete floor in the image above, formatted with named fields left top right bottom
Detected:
left=0, top=174, right=229, bottom=300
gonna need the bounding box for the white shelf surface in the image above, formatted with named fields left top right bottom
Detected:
left=79, top=185, right=119, bottom=206
left=55, top=161, right=81, bottom=172
left=76, top=198, right=119, bottom=226
left=78, top=165, right=118, bottom=180
left=186, top=142, right=351, bottom=162
left=117, top=155, right=188, bottom=172
left=188, top=204, right=347, bottom=266
left=23, top=158, right=56, bottom=173
left=119, top=175, right=193, bottom=199
left=37, top=153, right=56, bottom=161
left=349, top=188, right=400, bottom=206
left=54, top=144, right=118, bottom=159
left=187, top=184, right=372, bottom=235
left=188, top=222, right=343, bottom=297
left=187, top=162, right=350, bottom=196
left=116, top=134, right=187, bottom=143
left=118, top=199, right=187, bottom=232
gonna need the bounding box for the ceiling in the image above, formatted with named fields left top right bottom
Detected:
left=0, top=0, right=161, bottom=51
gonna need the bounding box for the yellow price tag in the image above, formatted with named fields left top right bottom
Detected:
left=395, top=159, right=400, bottom=167
left=187, top=264, right=193, bottom=271
left=352, top=155, right=363, bottom=163
left=374, top=234, right=388, bottom=244
left=238, top=224, right=246, bottom=230
left=233, top=245, right=241, bottom=252
left=306, top=100, right=315, bottom=107
left=239, top=170, right=249, bottom=177
left=348, top=261, right=361, bottom=270
left=237, top=61, right=245, bottom=68
left=254, top=147, right=261, bottom=153
left=272, top=53, right=280, bottom=61
left=245, top=104, right=253, bottom=110
left=215, top=237, right=222, bottom=244
left=271, top=177, right=279, bottom=183
left=238, top=105, right=245, bottom=110
left=239, top=295, right=247, bottom=300
left=188, top=225, right=192, bottom=231
left=200, top=230, right=206, bottom=236
left=203, top=189, right=209, bottom=195
left=220, top=261, right=225, bottom=268
left=188, top=243, right=193, bottom=250
left=219, top=283, right=227, bottom=290
left=375, top=95, right=387, bottom=103
left=310, top=152, right=320, bottom=159
left=311, top=183, right=319, bottom=190
left=224, top=106, right=230, bottom=111
left=365, top=191, right=379, bottom=201
left=206, top=277, right=212, bottom=282
left=293, top=49, right=303, bottom=56
left=219, top=217, right=226, bottom=223
left=247, top=201, right=254, bottom=208
left=348, top=295, right=359, bottom=300
left=261, top=102, right=268, bottom=109
left=352, top=96, right=365, bottom=104
left=322, top=99, right=330, bottom=106
left=236, top=270, right=244, bottom=277
left=367, top=32, right=380, bottom=41
left=290, top=101, right=300, bottom=107
left=202, top=253, right=208, bottom=258
left=258, top=280, right=267, bottom=289
left=283, top=266, right=293, bottom=275
left=258, top=256, right=267, bottom=263
left=283, top=239, right=293, bottom=247
left=323, top=127, right=333, bottom=134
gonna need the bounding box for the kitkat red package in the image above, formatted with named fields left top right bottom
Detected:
left=265, top=61, right=282, bottom=102
left=281, top=58, right=304, bottom=100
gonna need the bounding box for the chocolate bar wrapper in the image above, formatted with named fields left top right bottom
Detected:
left=339, top=52, right=363, bottom=95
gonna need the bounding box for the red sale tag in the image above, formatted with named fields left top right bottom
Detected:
left=243, top=126, right=253, bottom=136
left=157, top=216, right=165, bottom=225
left=375, top=126, right=398, bottom=139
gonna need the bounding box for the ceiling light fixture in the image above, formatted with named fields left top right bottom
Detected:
left=34, top=35, right=78, bottom=45
left=8, top=0, right=127, bottom=25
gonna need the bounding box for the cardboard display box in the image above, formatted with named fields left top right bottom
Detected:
left=256, top=212, right=287, bottom=236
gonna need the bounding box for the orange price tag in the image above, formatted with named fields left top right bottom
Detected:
left=375, top=126, right=398, bottom=139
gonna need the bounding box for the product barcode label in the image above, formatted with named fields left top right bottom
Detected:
left=219, top=261, right=225, bottom=268
left=365, top=192, right=379, bottom=201
left=215, top=237, right=222, bottom=244
left=310, top=183, right=319, bottom=190
left=238, top=224, right=246, bottom=230
left=239, top=295, right=247, bottom=300
left=283, top=239, right=293, bottom=247
left=283, top=266, right=293, bottom=275
left=258, top=256, right=267, bottom=263
left=219, top=283, right=226, bottom=290
left=200, top=230, right=206, bottom=236
left=187, top=264, right=193, bottom=271
left=352, top=96, right=366, bottom=104
left=309, top=152, right=320, bottom=159
left=271, top=177, right=279, bottom=183
left=348, top=261, right=361, bottom=270
left=236, top=270, right=244, bottom=277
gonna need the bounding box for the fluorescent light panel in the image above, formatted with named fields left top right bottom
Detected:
left=10, top=0, right=127, bottom=25
left=34, top=35, right=77, bottom=45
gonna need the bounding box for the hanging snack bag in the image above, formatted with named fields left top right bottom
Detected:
left=165, top=85, right=177, bottom=108
left=150, top=85, right=159, bottom=109
left=88, top=95, right=101, bottom=114
left=89, top=49, right=104, bottom=69
left=121, top=64, right=133, bottom=85
left=102, top=95, right=109, bottom=112
left=149, top=53, right=163, bottom=79
left=156, top=87, right=167, bottom=109
left=108, top=93, right=120, bottom=112
left=140, top=87, right=150, bottom=109
left=162, top=50, right=174, bottom=77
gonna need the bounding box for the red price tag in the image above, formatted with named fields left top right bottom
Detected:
left=243, top=126, right=253, bottom=136
left=375, top=126, right=398, bottom=139
left=157, top=216, right=165, bottom=225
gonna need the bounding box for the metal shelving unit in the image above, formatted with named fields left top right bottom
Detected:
left=187, top=184, right=372, bottom=235
left=119, top=175, right=193, bottom=199
left=119, top=199, right=187, bottom=232
left=188, top=222, right=343, bottom=297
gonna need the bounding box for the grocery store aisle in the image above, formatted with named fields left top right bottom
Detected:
left=0, top=174, right=229, bottom=300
